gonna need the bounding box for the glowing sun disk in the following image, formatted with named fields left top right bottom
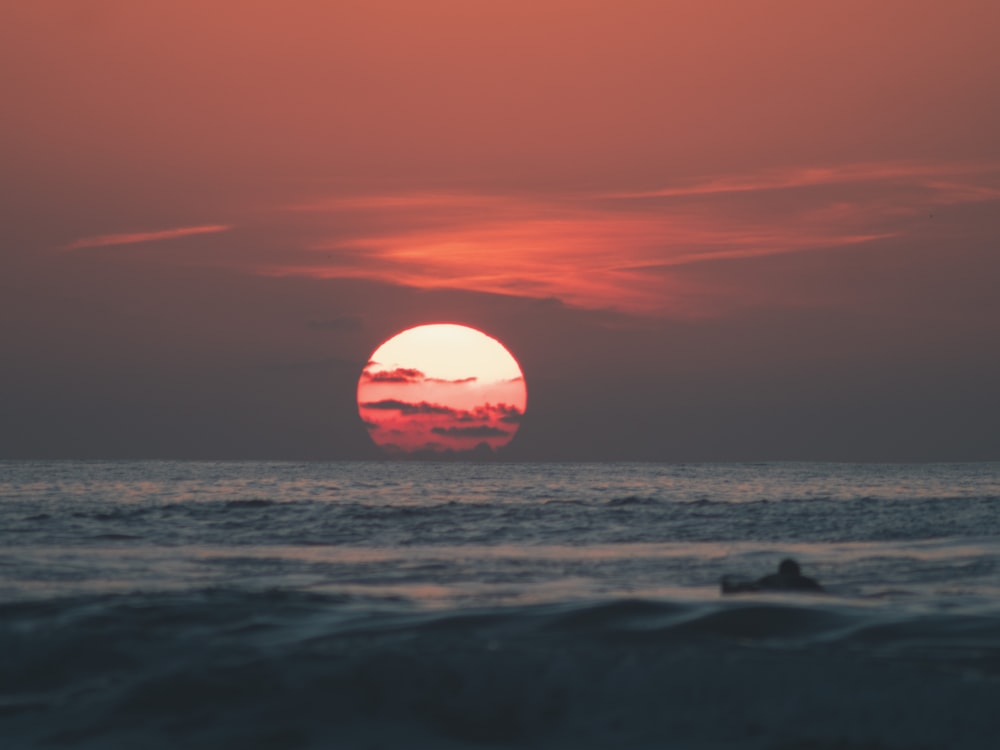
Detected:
left=357, top=324, right=527, bottom=456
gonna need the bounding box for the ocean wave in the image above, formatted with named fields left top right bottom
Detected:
left=606, top=495, right=659, bottom=506
left=10, top=494, right=1000, bottom=550
left=224, top=498, right=279, bottom=509
left=2, top=592, right=1000, bottom=749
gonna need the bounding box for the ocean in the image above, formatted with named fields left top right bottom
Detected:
left=2, top=460, right=999, bottom=749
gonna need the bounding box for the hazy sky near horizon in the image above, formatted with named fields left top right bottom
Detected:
left=3, top=0, right=999, bottom=460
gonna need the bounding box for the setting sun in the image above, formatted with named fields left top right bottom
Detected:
left=357, top=324, right=527, bottom=456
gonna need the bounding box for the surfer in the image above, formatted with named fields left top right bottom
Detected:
left=721, top=558, right=824, bottom=594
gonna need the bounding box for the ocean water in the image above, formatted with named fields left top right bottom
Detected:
left=2, top=461, right=999, bottom=749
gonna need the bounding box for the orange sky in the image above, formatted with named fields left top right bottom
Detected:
left=2, top=1, right=999, bottom=459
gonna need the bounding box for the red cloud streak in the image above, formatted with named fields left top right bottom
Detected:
left=260, top=160, right=1000, bottom=316
left=64, top=225, right=233, bottom=251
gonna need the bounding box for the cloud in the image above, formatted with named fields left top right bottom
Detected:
left=63, top=224, right=232, bottom=250
left=359, top=399, right=458, bottom=416
left=359, top=400, right=524, bottom=450
left=257, top=160, right=1000, bottom=317
left=360, top=367, right=479, bottom=385
left=359, top=399, right=416, bottom=410
left=495, top=404, right=523, bottom=423
left=431, top=425, right=511, bottom=439
left=448, top=404, right=523, bottom=423
left=361, top=368, right=426, bottom=384
left=604, top=161, right=1000, bottom=202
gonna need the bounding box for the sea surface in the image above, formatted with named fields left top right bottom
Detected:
left=2, top=461, right=1000, bottom=749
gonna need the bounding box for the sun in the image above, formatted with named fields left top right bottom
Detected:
left=357, top=324, right=527, bottom=456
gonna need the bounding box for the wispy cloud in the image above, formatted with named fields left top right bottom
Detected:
left=63, top=224, right=232, bottom=251
left=254, top=160, right=1000, bottom=316
left=604, top=161, right=1000, bottom=201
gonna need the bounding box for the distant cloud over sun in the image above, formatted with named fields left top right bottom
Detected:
left=357, top=324, right=526, bottom=457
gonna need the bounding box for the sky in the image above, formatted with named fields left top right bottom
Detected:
left=2, top=0, right=999, bottom=461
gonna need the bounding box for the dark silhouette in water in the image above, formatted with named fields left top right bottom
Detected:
left=721, top=558, right=824, bottom=594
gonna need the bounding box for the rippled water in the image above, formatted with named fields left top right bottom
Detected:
left=2, top=461, right=1000, bottom=748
